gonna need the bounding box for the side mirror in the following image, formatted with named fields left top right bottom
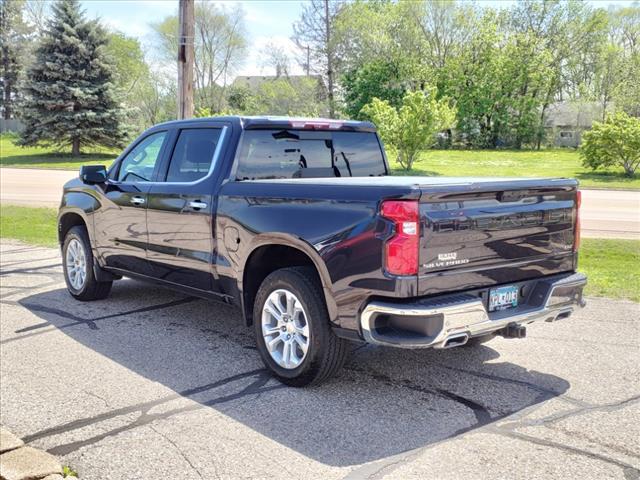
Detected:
left=79, top=165, right=107, bottom=184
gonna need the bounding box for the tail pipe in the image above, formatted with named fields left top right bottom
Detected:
left=442, top=333, right=469, bottom=349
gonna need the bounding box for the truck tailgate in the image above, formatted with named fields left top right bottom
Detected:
left=418, top=181, right=578, bottom=296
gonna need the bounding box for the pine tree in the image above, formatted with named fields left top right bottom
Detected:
left=18, top=0, right=128, bottom=155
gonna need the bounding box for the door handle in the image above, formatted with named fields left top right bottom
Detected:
left=130, top=196, right=145, bottom=206
left=188, top=200, right=207, bottom=210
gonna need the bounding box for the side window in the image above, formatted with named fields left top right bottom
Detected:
left=117, top=131, right=167, bottom=182
left=165, top=128, right=222, bottom=182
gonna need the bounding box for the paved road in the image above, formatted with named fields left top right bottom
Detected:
left=1, top=167, right=639, bottom=239
left=1, top=240, right=638, bottom=479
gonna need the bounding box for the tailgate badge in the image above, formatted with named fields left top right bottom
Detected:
left=423, top=252, right=470, bottom=269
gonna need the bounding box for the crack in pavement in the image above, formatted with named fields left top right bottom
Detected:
left=500, top=394, right=640, bottom=429
left=431, top=362, right=590, bottom=408
left=0, top=297, right=198, bottom=345
left=345, top=393, right=640, bottom=480
left=24, top=369, right=284, bottom=456
left=150, top=425, right=206, bottom=480
left=489, top=429, right=640, bottom=476
left=0, top=263, right=62, bottom=276
left=347, top=365, right=494, bottom=424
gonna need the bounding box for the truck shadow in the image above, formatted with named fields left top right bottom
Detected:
left=14, top=279, right=570, bottom=467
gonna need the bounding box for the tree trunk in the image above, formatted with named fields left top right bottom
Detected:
left=72, top=138, right=81, bottom=156
left=1, top=44, right=11, bottom=119
left=324, top=0, right=335, bottom=118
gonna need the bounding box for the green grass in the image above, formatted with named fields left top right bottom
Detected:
left=579, top=238, right=640, bottom=302
left=389, top=149, right=640, bottom=190
left=1, top=205, right=638, bottom=302
left=2, top=134, right=638, bottom=189
left=0, top=205, right=58, bottom=247
left=0, top=133, right=116, bottom=170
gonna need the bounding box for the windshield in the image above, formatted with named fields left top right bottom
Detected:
left=235, top=129, right=387, bottom=180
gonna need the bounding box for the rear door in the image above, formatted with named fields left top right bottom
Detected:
left=145, top=123, right=228, bottom=291
left=94, top=130, right=170, bottom=275
left=417, top=181, right=578, bottom=296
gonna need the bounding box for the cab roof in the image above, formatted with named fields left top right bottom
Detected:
left=155, top=116, right=377, bottom=132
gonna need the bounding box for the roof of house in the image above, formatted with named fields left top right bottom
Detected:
left=231, top=75, right=325, bottom=90
left=543, top=101, right=610, bottom=128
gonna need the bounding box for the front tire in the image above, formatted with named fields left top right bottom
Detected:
left=253, top=267, right=348, bottom=387
left=62, top=225, right=112, bottom=301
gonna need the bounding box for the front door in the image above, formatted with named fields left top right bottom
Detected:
left=145, top=125, right=226, bottom=291
left=94, top=130, right=169, bottom=275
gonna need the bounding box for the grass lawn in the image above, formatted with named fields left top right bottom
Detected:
left=1, top=205, right=58, bottom=247
left=389, top=149, right=640, bottom=190
left=1, top=205, right=638, bottom=302
left=0, top=133, right=117, bottom=170
left=2, top=134, right=638, bottom=189
left=579, top=239, right=640, bottom=303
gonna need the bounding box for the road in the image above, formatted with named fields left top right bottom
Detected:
left=1, top=167, right=639, bottom=239
left=0, top=240, right=638, bottom=479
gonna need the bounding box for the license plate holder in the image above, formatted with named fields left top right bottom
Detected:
left=489, top=285, right=519, bottom=312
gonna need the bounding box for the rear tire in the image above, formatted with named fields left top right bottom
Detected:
left=62, top=225, right=112, bottom=301
left=464, top=333, right=496, bottom=347
left=253, top=267, right=348, bottom=387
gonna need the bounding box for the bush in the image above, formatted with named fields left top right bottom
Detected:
left=580, top=112, right=640, bottom=177
left=361, top=89, right=456, bottom=170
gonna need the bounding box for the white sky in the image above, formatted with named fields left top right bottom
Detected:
left=80, top=0, right=637, bottom=79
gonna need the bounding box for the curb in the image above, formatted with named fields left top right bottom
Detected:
left=0, top=427, right=76, bottom=480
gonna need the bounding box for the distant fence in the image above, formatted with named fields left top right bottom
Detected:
left=0, top=119, right=24, bottom=133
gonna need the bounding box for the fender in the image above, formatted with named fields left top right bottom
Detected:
left=240, top=233, right=339, bottom=323
left=59, top=190, right=118, bottom=281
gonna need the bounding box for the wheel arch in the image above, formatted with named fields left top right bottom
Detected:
left=58, top=191, right=100, bottom=246
left=58, top=210, right=89, bottom=246
left=240, top=236, right=337, bottom=327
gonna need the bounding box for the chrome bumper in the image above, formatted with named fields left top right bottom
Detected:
left=360, top=272, right=587, bottom=349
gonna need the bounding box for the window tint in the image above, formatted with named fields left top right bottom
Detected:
left=117, top=131, right=167, bottom=182
left=235, top=130, right=386, bottom=180
left=165, top=128, right=222, bottom=182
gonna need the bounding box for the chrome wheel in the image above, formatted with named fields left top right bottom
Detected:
left=65, top=238, right=87, bottom=290
left=261, top=289, right=310, bottom=369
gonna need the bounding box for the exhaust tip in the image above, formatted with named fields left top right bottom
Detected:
left=443, top=333, right=469, bottom=349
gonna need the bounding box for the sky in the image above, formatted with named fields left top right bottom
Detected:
left=80, top=0, right=637, bottom=79
left=82, top=0, right=307, bottom=77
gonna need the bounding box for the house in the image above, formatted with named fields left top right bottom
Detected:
left=230, top=75, right=327, bottom=102
left=543, top=101, right=611, bottom=147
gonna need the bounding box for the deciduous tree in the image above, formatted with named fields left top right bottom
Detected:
left=0, top=0, right=27, bottom=119
left=292, top=0, right=343, bottom=117
left=362, top=89, right=456, bottom=170
left=581, top=112, right=640, bottom=177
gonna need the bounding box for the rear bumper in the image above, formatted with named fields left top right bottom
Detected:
left=360, top=272, right=587, bottom=349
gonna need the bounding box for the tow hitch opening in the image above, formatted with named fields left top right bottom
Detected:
left=500, top=324, right=527, bottom=339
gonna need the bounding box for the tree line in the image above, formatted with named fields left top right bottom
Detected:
left=0, top=0, right=638, bottom=156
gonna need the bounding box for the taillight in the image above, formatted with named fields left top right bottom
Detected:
left=381, top=200, right=419, bottom=275
left=574, top=190, right=581, bottom=252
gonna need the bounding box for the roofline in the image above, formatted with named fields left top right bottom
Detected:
left=153, top=116, right=377, bottom=133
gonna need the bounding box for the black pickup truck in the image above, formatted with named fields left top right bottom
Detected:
left=58, top=116, right=586, bottom=386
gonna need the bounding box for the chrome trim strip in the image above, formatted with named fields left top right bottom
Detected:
left=360, top=273, right=587, bottom=349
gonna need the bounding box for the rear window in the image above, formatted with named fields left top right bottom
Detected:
left=235, top=130, right=387, bottom=180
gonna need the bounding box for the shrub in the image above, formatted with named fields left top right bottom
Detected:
left=580, top=112, right=640, bottom=177
left=361, top=89, right=456, bottom=170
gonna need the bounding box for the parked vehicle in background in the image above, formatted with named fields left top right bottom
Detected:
left=58, top=116, right=587, bottom=386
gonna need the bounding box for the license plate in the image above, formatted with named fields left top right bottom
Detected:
left=489, top=285, right=519, bottom=311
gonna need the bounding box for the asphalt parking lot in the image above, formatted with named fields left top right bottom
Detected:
left=1, top=240, right=639, bottom=479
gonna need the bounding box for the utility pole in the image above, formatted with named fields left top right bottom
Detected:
left=323, top=0, right=334, bottom=118
left=305, top=45, right=310, bottom=76
left=177, top=0, right=194, bottom=119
